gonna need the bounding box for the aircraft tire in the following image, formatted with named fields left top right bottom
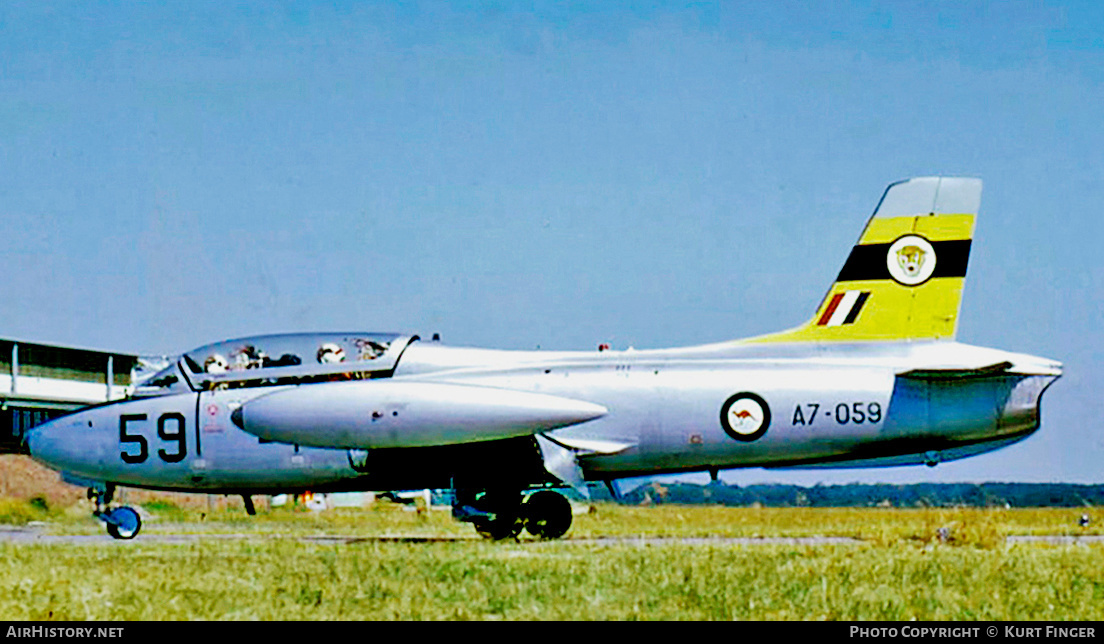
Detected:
left=523, top=491, right=572, bottom=540
left=105, top=507, right=141, bottom=540
left=473, top=516, right=523, bottom=541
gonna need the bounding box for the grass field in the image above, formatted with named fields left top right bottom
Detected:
left=1, top=500, right=1102, bottom=620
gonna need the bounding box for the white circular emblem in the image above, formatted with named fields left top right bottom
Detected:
left=886, top=235, right=937, bottom=286
left=720, top=392, right=771, bottom=442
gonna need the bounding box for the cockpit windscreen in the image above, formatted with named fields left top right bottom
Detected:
left=157, top=333, right=412, bottom=392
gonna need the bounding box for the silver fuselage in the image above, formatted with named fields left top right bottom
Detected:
left=26, top=337, right=1060, bottom=494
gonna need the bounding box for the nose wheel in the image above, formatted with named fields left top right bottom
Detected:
left=88, top=485, right=142, bottom=540
left=102, top=506, right=142, bottom=539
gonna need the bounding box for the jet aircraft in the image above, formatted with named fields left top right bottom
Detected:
left=25, top=177, right=1061, bottom=540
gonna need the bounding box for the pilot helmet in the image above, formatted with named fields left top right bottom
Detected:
left=204, top=354, right=229, bottom=374
left=317, top=343, right=346, bottom=364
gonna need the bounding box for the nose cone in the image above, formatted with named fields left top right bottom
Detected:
left=26, top=413, right=108, bottom=479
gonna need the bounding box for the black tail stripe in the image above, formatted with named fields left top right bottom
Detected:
left=843, top=291, right=870, bottom=325
left=836, top=240, right=971, bottom=282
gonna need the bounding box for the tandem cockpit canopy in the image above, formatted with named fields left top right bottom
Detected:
left=133, top=333, right=416, bottom=396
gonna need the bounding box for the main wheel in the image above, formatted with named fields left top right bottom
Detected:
left=105, top=506, right=141, bottom=540
left=473, top=516, right=523, bottom=540
left=467, top=488, right=523, bottom=540
left=523, top=491, right=572, bottom=540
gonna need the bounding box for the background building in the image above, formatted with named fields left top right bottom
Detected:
left=0, top=338, right=141, bottom=454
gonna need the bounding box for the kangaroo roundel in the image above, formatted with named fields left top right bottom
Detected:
left=721, top=392, right=771, bottom=442
left=887, top=234, right=937, bottom=286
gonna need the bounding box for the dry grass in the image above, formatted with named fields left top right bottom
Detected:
left=1, top=500, right=1102, bottom=620
left=1, top=534, right=1102, bottom=620
left=3, top=456, right=1102, bottom=620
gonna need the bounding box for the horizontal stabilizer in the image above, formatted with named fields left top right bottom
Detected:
left=898, top=361, right=1013, bottom=380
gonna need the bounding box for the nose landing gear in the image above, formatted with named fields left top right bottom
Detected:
left=88, top=485, right=142, bottom=540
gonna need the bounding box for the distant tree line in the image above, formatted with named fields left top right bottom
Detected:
left=602, top=482, right=1104, bottom=508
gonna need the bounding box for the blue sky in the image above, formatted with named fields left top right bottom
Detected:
left=1, top=1, right=1100, bottom=484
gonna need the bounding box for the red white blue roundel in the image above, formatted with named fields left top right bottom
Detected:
left=720, top=392, right=771, bottom=442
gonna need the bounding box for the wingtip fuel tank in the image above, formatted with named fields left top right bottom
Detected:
left=230, top=380, right=609, bottom=449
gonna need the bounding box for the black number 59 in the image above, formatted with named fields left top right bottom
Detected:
left=119, top=414, right=148, bottom=463
left=119, top=413, right=187, bottom=464
left=157, top=413, right=187, bottom=463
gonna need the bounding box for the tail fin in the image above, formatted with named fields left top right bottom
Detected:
left=752, top=177, right=981, bottom=343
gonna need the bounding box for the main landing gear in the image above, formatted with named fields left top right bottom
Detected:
left=453, top=488, right=574, bottom=541
left=88, top=484, right=142, bottom=540
left=522, top=490, right=573, bottom=540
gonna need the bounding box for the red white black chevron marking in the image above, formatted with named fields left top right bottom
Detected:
left=817, top=291, right=871, bottom=327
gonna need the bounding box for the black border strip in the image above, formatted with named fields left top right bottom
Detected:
left=837, top=239, right=971, bottom=282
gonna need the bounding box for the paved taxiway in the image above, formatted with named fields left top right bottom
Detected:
left=0, top=527, right=863, bottom=546
left=3, top=526, right=1102, bottom=546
